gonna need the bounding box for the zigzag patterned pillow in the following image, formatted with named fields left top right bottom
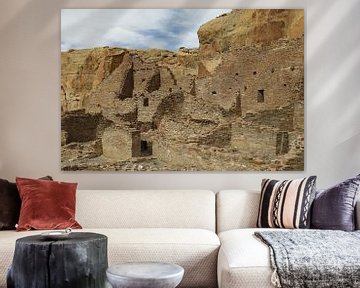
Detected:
left=257, top=176, right=317, bottom=229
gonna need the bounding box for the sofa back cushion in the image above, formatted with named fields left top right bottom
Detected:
left=76, top=190, right=216, bottom=231
left=217, top=190, right=360, bottom=233
left=216, top=190, right=260, bottom=233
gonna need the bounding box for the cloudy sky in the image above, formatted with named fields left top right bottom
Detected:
left=61, top=9, right=231, bottom=52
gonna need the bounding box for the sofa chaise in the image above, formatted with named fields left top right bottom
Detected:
left=216, top=190, right=360, bottom=288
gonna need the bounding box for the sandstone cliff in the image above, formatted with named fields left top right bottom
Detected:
left=197, top=9, right=303, bottom=74
left=61, top=9, right=304, bottom=171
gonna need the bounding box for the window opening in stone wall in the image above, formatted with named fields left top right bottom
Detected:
left=143, top=97, right=149, bottom=107
left=276, top=132, right=289, bottom=155
left=141, top=140, right=152, bottom=156
left=257, top=90, right=264, bottom=103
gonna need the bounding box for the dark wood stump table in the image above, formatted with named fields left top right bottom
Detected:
left=7, top=232, right=108, bottom=288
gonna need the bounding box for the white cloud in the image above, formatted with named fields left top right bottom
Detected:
left=179, top=30, right=200, bottom=49
left=61, top=9, right=231, bottom=51
left=112, top=9, right=172, bottom=31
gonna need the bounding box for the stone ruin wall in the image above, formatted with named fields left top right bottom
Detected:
left=61, top=47, right=194, bottom=164
left=61, top=43, right=304, bottom=169
left=102, top=127, right=141, bottom=161
left=82, top=52, right=136, bottom=117
left=239, top=38, right=303, bottom=168
left=156, top=36, right=304, bottom=169
left=225, top=37, right=303, bottom=169
left=236, top=38, right=304, bottom=116
left=152, top=139, right=240, bottom=171
left=61, top=48, right=126, bottom=112
left=61, top=110, right=112, bottom=145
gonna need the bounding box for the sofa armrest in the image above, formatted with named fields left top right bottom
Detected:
left=356, top=200, right=360, bottom=230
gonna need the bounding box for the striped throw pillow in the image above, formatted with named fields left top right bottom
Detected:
left=257, top=176, right=317, bottom=229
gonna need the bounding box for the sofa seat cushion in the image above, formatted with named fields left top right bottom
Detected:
left=102, top=228, right=220, bottom=288
left=0, top=228, right=219, bottom=288
left=218, top=228, right=281, bottom=288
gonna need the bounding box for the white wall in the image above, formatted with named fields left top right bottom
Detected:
left=0, top=0, right=359, bottom=191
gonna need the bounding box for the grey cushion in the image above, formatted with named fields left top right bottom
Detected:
left=311, top=174, right=360, bottom=231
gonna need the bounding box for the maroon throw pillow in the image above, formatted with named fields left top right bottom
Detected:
left=0, top=176, right=53, bottom=230
left=16, top=177, right=82, bottom=231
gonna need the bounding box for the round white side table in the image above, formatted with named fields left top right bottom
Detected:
left=106, top=262, right=184, bottom=288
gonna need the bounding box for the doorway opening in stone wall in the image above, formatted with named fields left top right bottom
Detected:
left=141, top=140, right=152, bottom=157
left=276, top=131, right=289, bottom=155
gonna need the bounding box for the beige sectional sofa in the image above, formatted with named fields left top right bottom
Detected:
left=1, top=189, right=359, bottom=288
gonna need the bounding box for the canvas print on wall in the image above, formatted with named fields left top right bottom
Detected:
left=61, top=9, right=304, bottom=171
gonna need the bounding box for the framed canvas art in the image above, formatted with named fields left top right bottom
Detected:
left=61, top=9, right=304, bottom=171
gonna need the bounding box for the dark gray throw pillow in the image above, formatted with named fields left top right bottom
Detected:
left=311, top=174, right=360, bottom=231
left=0, top=179, right=20, bottom=230
left=0, top=176, right=53, bottom=230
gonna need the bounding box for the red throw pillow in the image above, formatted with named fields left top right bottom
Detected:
left=0, top=176, right=52, bottom=230
left=16, top=177, right=82, bottom=231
